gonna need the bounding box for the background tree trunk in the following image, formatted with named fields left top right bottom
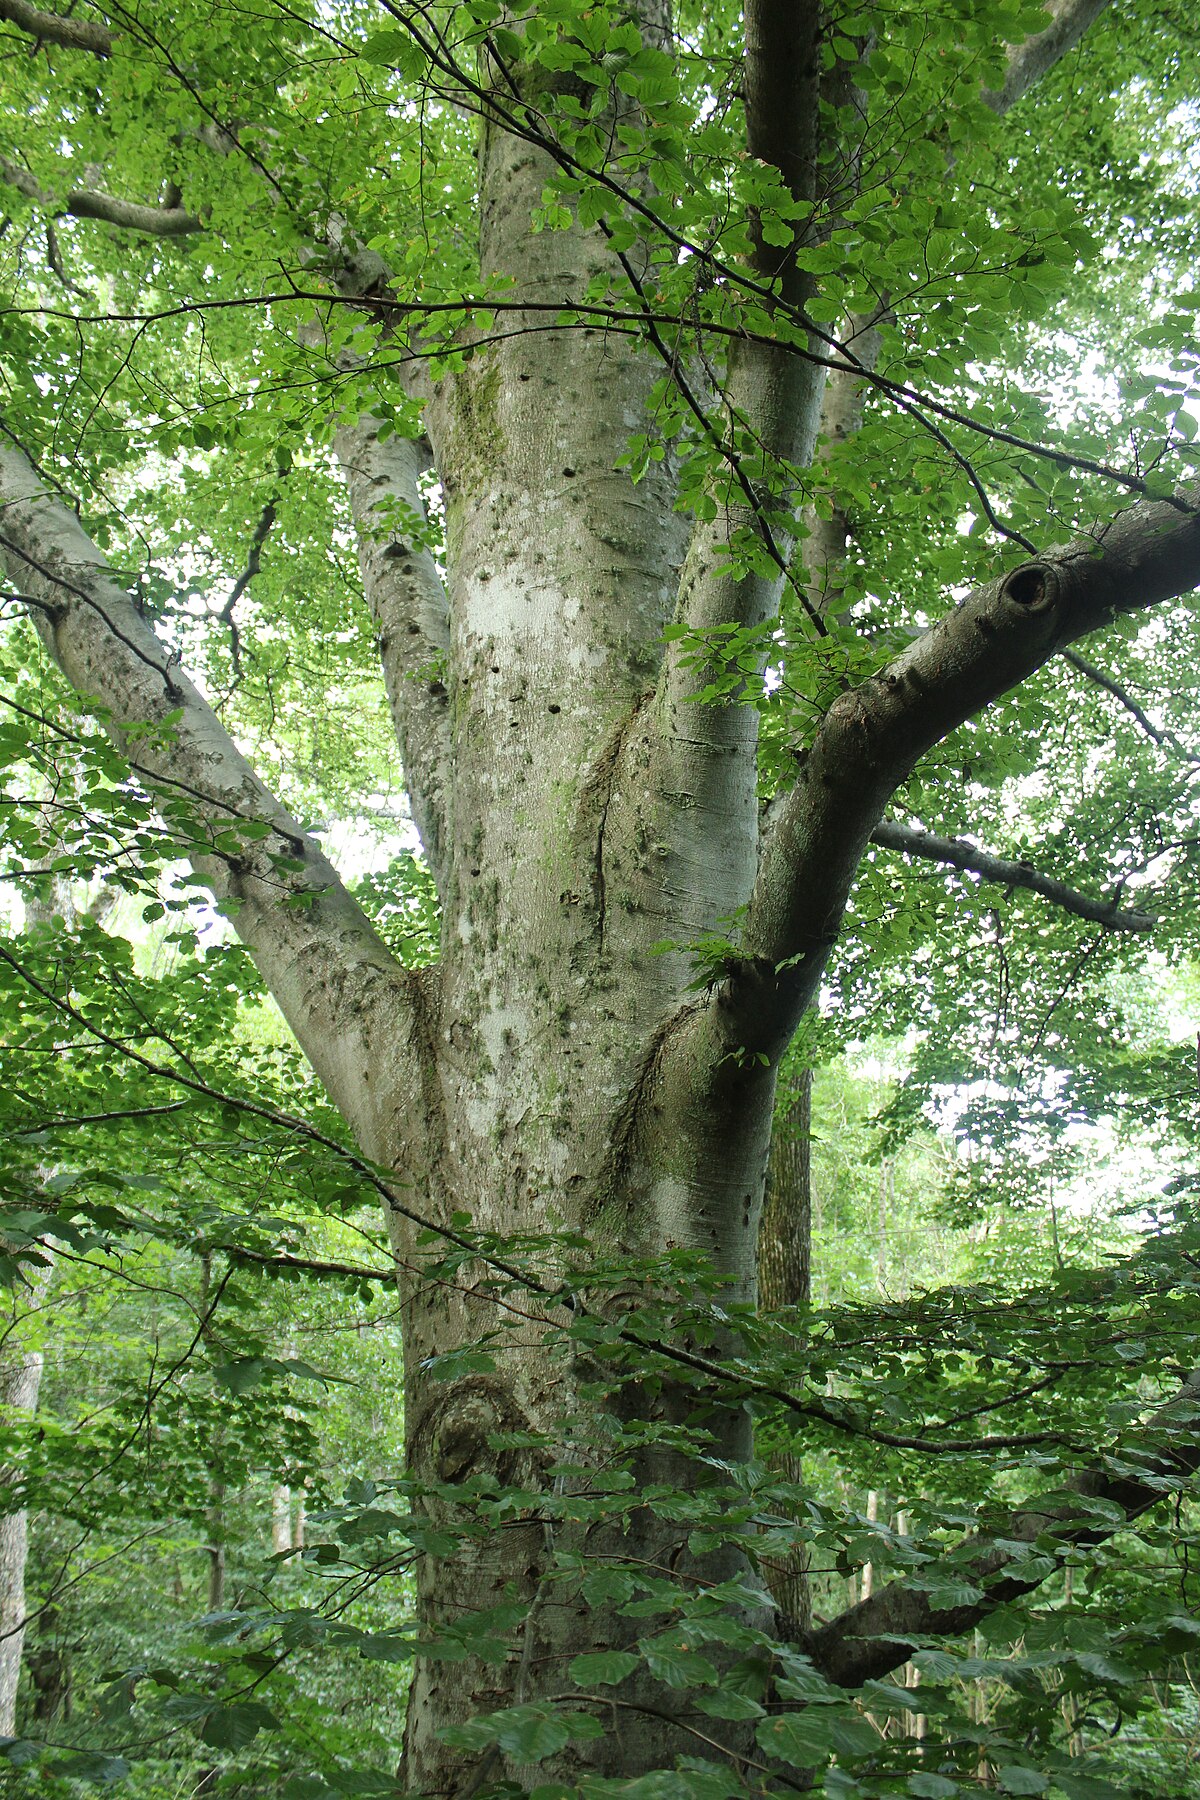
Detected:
left=758, top=1068, right=813, bottom=1633
left=0, top=1341, right=45, bottom=1736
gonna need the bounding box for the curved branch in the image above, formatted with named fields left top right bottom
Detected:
left=0, top=0, right=110, bottom=54
left=806, top=1363, right=1200, bottom=1688
left=735, top=487, right=1200, bottom=1059
left=0, top=442, right=436, bottom=1174
left=870, top=817, right=1156, bottom=934
left=0, top=159, right=201, bottom=236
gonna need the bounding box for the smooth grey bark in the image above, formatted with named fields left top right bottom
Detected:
left=985, top=0, right=1113, bottom=115
left=0, top=1334, right=46, bottom=1737
left=333, top=423, right=452, bottom=885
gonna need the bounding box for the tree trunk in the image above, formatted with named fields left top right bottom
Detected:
left=0, top=1346, right=44, bottom=1736
left=758, top=1068, right=813, bottom=1633
left=759, top=1069, right=813, bottom=1318
left=27, top=1606, right=70, bottom=1725
left=0, top=0, right=1188, bottom=1789
left=270, top=1486, right=293, bottom=1558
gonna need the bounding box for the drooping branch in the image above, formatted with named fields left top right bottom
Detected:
left=805, top=1362, right=1200, bottom=1688
left=734, top=487, right=1200, bottom=1058
left=0, top=159, right=201, bottom=236
left=0, top=0, right=111, bottom=54
left=0, top=442, right=438, bottom=1175
left=869, top=817, right=1156, bottom=934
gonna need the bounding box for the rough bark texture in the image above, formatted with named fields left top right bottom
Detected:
left=759, top=1073, right=812, bottom=1319
left=0, top=0, right=110, bottom=52
left=757, top=1069, right=813, bottom=1634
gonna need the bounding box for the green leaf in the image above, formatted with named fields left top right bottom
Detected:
left=569, top=1649, right=640, bottom=1686
left=996, top=1770, right=1047, bottom=1796
left=199, top=1702, right=278, bottom=1749
left=45, top=1753, right=131, bottom=1784
left=496, top=1708, right=573, bottom=1760
left=692, top=1689, right=765, bottom=1721
left=756, top=1704, right=877, bottom=1769
left=640, top=1635, right=719, bottom=1689
left=212, top=1356, right=268, bottom=1394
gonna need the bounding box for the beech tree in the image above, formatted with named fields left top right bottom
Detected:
left=4, top=0, right=1200, bottom=1793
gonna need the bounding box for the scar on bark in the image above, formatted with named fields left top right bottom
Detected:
left=394, top=962, right=450, bottom=1212
left=406, top=1376, right=543, bottom=1490
left=573, top=689, right=654, bottom=953
left=594, top=1000, right=703, bottom=1221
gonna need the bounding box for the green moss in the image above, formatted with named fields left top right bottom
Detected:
left=449, top=357, right=505, bottom=485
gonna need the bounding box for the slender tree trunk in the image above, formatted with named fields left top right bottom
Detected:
left=28, top=1606, right=70, bottom=1725
left=270, top=1486, right=292, bottom=1558
left=861, top=1490, right=879, bottom=1602
left=206, top=1486, right=226, bottom=1615
left=0, top=1345, right=44, bottom=1736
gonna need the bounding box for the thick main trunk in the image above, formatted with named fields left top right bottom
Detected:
left=758, top=1069, right=813, bottom=1636
left=397, top=1063, right=776, bottom=1792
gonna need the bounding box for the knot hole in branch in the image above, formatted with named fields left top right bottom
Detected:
left=1002, top=560, right=1057, bottom=612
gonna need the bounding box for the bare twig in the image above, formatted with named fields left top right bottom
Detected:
left=871, top=817, right=1157, bottom=933
left=216, top=495, right=278, bottom=673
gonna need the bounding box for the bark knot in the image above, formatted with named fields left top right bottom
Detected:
left=1001, top=560, right=1057, bottom=613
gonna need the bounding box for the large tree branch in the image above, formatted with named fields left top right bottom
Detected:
left=0, top=156, right=450, bottom=881
left=0, top=0, right=110, bottom=54
left=985, top=0, right=1112, bottom=116
left=0, top=443, right=439, bottom=1176
left=732, top=487, right=1200, bottom=1059
left=333, top=420, right=452, bottom=886
left=869, top=817, right=1156, bottom=934
left=806, top=1363, right=1200, bottom=1688
left=644, top=3, right=830, bottom=951
left=0, top=158, right=201, bottom=237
